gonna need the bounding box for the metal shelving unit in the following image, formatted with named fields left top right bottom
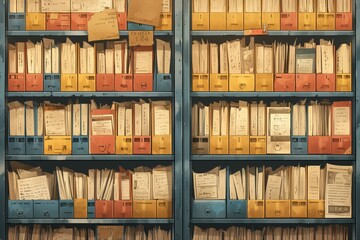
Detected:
left=7, top=219, right=175, bottom=224
left=6, top=30, right=174, bottom=36
left=6, top=92, right=174, bottom=98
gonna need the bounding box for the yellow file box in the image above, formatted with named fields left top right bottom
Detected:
left=133, top=200, right=157, bottom=218
left=336, top=74, right=352, bottom=92
left=210, top=74, right=228, bottom=92
left=116, top=136, right=133, bottom=154
left=291, top=200, right=307, bottom=218
left=317, top=13, right=335, bottom=30
left=210, top=136, right=228, bottom=155
left=210, top=12, right=227, bottom=30
left=26, top=13, right=46, bottom=30
left=262, top=12, right=280, bottom=30
left=192, top=74, right=209, bottom=91
left=308, top=200, right=325, bottom=218
left=298, top=12, right=316, bottom=30
left=192, top=12, right=210, bottom=30
left=250, top=136, right=266, bottom=154
left=244, top=12, right=262, bottom=30
left=227, top=13, right=243, bottom=30
left=248, top=200, right=265, bottom=218
left=157, top=200, right=172, bottom=218
left=78, top=74, right=95, bottom=91
left=152, top=101, right=172, bottom=154
left=265, top=200, right=291, bottom=218
left=256, top=73, right=273, bottom=91
left=229, top=74, right=255, bottom=91
left=156, top=13, right=172, bottom=30
left=74, top=199, right=87, bottom=219
left=61, top=74, right=78, bottom=91
left=229, top=136, right=250, bottom=155
left=44, top=136, right=72, bottom=155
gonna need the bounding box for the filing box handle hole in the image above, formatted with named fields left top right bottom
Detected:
left=275, top=210, right=281, bottom=216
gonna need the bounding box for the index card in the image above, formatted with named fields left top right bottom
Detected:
left=153, top=167, right=172, bottom=199
left=333, top=107, right=350, bottom=135
left=18, top=175, right=51, bottom=200
left=133, top=172, right=151, bottom=200
left=134, top=51, right=153, bottom=74
left=91, top=114, right=113, bottom=136
left=154, top=106, right=170, bottom=135
left=45, top=108, right=66, bottom=136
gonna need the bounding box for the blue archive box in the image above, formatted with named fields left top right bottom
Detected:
left=227, top=200, right=248, bottom=218
left=127, top=22, right=154, bottom=30
left=59, top=200, right=74, bottom=218
left=88, top=200, right=95, bottom=218
left=8, top=136, right=26, bottom=154
left=44, top=74, right=61, bottom=92
left=155, top=74, right=172, bottom=92
left=8, top=200, right=34, bottom=219
left=8, top=0, right=25, bottom=31
left=34, top=200, right=59, bottom=219
left=25, top=101, right=44, bottom=154
left=291, top=136, right=308, bottom=155
left=72, top=136, right=89, bottom=155
left=192, top=200, right=226, bottom=218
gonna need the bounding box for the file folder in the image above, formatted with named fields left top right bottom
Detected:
left=25, top=101, right=44, bottom=155
left=152, top=101, right=172, bottom=154
left=298, top=12, right=316, bottom=30
left=229, top=136, right=250, bottom=155
left=95, top=200, right=113, bottom=218
left=336, top=74, right=352, bottom=91
left=59, top=200, right=74, bottom=219
left=281, top=12, right=297, bottom=30
left=210, top=12, right=226, bottom=30
left=127, top=22, right=154, bottom=30
left=44, top=74, right=60, bottom=92
left=291, top=200, right=307, bottom=218
left=295, top=74, right=316, bottom=92
left=256, top=73, right=273, bottom=91
left=262, top=12, right=280, bottom=30
left=71, top=13, right=90, bottom=30
left=317, top=13, right=335, bottom=30
left=317, top=74, right=335, bottom=92
left=227, top=12, right=243, bottom=30
left=192, top=200, right=226, bottom=218
left=192, top=74, right=210, bottom=91
left=90, top=109, right=116, bottom=154
left=74, top=198, right=88, bottom=219
left=8, top=200, right=34, bottom=219
left=244, top=12, right=262, bottom=30
left=8, top=0, right=25, bottom=31
left=210, top=74, right=228, bottom=91
left=46, top=13, right=71, bottom=30
left=274, top=74, right=295, bottom=92
left=133, top=200, right=157, bottom=218
left=78, top=74, right=96, bottom=91
left=265, top=200, right=291, bottom=218
left=192, top=136, right=210, bottom=154
left=331, top=101, right=352, bottom=154
left=96, top=74, right=115, bottom=91
left=44, top=136, right=72, bottom=154
left=113, top=200, right=132, bottom=218
left=61, top=74, right=78, bottom=91
left=26, top=13, right=46, bottom=30
left=133, top=46, right=153, bottom=92
left=307, top=200, right=325, bottom=218
left=250, top=136, right=266, bottom=155
left=33, top=200, right=59, bottom=219
left=156, top=13, right=172, bottom=30
left=229, top=74, right=255, bottom=92
left=247, top=200, right=265, bottom=218
left=157, top=200, right=172, bottom=218
left=115, top=74, right=133, bottom=92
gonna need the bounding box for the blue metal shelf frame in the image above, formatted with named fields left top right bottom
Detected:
left=191, top=155, right=355, bottom=162
left=191, top=92, right=355, bottom=98
left=192, top=31, right=356, bottom=36
left=7, top=219, right=174, bottom=224
left=6, top=92, right=174, bottom=98
left=0, top=0, right=5, bottom=238
left=7, top=31, right=174, bottom=36
left=6, top=155, right=175, bottom=161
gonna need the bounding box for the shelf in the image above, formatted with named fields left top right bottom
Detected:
left=190, top=219, right=355, bottom=225
left=192, top=31, right=355, bottom=36
left=6, top=155, right=174, bottom=161
left=7, top=31, right=173, bottom=36
left=6, top=219, right=174, bottom=224
left=6, top=92, right=174, bottom=98
left=191, top=92, right=354, bottom=98
left=191, top=155, right=355, bottom=161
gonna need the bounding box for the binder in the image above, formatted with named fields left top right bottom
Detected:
left=133, top=46, right=153, bottom=92
left=133, top=101, right=152, bottom=155
left=33, top=200, right=59, bottom=219
left=274, top=74, right=296, bottom=92
left=44, top=136, right=72, bottom=154
left=44, top=74, right=61, bottom=92
left=209, top=102, right=229, bottom=154
left=74, top=198, right=88, bottom=219
left=46, top=13, right=71, bottom=31
left=227, top=168, right=247, bottom=218
left=71, top=13, right=90, bottom=30
left=7, top=102, right=26, bottom=155
left=307, top=200, right=325, bottom=218
left=250, top=136, right=266, bottom=155
left=291, top=200, right=307, bottom=218
left=8, top=43, right=26, bottom=92
left=191, top=199, right=226, bottom=218
left=115, top=74, right=133, bottom=92
left=267, top=106, right=291, bottom=154
left=157, top=200, right=172, bottom=218
left=336, top=0, right=352, bottom=30
left=132, top=200, right=157, bottom=218
left=90, top=108, right=116, bottom=154
left=25, top=102, right=44, bottom=155
left=95, top=200, right=114, bottom=218
left=298, top=12, right=316, bottom=30
left=229, top=74, right=255, bottom=92
left=262, top=12, right=281, bottom=30
left=281, top=12, right=297, bottom=30
left=59, top=200, right=74, bottom=219
left=265, top=200, right=291, bottom=218
left=317, top=13, right=335, bottom=30
left=151, top=101, right=172, bottom=154
left=331, top=101, right=352, bottom=154
left=26, top=13, right=46, bottom=30
left=227, top=12, right=243, bottom=30
left=8, top=200, right=34, bottom=219
left=192, top=74, right=210, bottom=91
left=115, top=102, right=133, bottom=155
left=8, top=0, right=25, bottom=31
left=255, top=73, right=273, bottom=91
left=210, top=74, right=228, bottom=91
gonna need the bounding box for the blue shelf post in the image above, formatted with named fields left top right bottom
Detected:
left=1, top=0, right=6, bottom=238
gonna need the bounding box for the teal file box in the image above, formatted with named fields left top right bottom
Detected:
left=155, top=74, right=172, bottom=92
left=44, top=74, right=61, bottom=92
left=227, top=200, right=248, bottom=218
left=291, top=136, right=308, bottom=155
left=88, top=200, right=95, bottom=219
left=34, top=200, right=59, bottom=219
left=127, top=22, right=154, bottom=30
left=192, top=200, right=226, bottom=218
left=72, top=136, right=89, bottom=155
left=59, top=200, right=74, bottom=219
left=8, top=200, right=33, bottom=219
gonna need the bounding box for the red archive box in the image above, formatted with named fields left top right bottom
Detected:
left=133, top=46, right=153, bottom=92
left=26, top=74, right=43, bottom=91
left=295, top=74, right=316, bottom=92
left=8, top=43, right=26, bottom=91
left=133, top=136, right=151, bottom=154
left=114, top=167, right=133, bottom=218
left=46, top=13, right=71, bottom=30
left=117, top=12, right=127, bottom=30
left=316, top=74, right=335, bottom=92
left=331, top=101, right=352, bottom=154
left=95, top=200, right=113, bottom=218
left=274, top=74, right=295, bottom=92
left=71, top=13, right=90, bottom=30
left=336, top=0, right=352, bottom=30
left=8, top=74, right=26, bottom=91
left=281, top=12, right=297, bottom=30
left=96, top=74, right=115, bottom=91
left=115, top=74, right=133, bottom=91
left=308, top=136, right=332, bottom=154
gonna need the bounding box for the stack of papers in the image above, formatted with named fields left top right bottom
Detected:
left=90, top=100, right=115, bottom=136
left=290, top=165, right=306, bottom=200
left=209, top=42, right=228, bottom=74
left=308, top=100, right=332, bottom=136
left=229, top=168, right=247, bottom=200
left=9, top=0, right=24, bottom=13
left=336, top=43, right=351, bottom=74
left=152, top=101, right=171, bottom=136
left=262, top=0, right=279, bottom=12
left=95, top=168, right=115, bottom=201
left=123, top=225, right=171, bottom=240
left=26, top=0, right=41, bottom=12
left=317, top=0, right=335, bottom=13
left=210, top=0, right=226, bottom=13
left=192, top=102, right=209, bottom=137
left=245, top=0, right=261, bottom=12
left=114, top=40, right=131, bottom=74
left=193, top=166, right=226, bottom=200
left=43, top=38, right=60, bottom=74
left=282, top=0, right=296, bottom=12
left=134, top=47, right=153, bottom=74
left=296, top=40, right=316, bottom=74
left=8, top=43, right=25, bottom=74
left=292, top=100, right=306, bottom=136
left=228, top=0, right=243, bottom=13
left=316, top=39, right=334, bottom=74
left=211, top=101, right=228, bottom=136
left=265, top=166, right=290, bottom=200
left=255, top=43, right=274, bottom=74
left=299, top=0, right=314, bottom=12
left=44, top=101, right=72, bottom=136
left=73, top=100, right=89, bottom=136
left=337, top=0, right=351, bottom=12
left=193, top=0, right=209, bottom=12
left=71, top=0, right=113, bottom=12
left=56, top=167, right=74, bottom=200
left=250, top=101, right=266, bottom=136
left=115, top=102, right=133, bottom=137
left=134, top=100, right=150, bottom=136
left=229, top=101, right=249, bottom=136
left=274, top=41, right=296, bottom=74
left=79, top=42, right=95, bottom=74
left=26, top=40, right=42, bottom=74
left=7, top=101, right=25, bottom=136
left=61, top=38, right=77, bottom=74
left=97, top=42, right=115, bottom=74
left=156, top=39, right=171, bottom=74
left=248, top=167, right=264, bottom=200
left=192, top=40, right=209, bottom=74
left=308, top=165, right=326, bottom=200
left=227, top=38, right=255, bottom=74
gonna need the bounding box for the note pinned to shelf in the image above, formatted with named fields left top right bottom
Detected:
left=129, top=31, right=154, bottom=47
left=88, top=9, right=119, bottom=42
left=127, top=0, right=162, bottom=26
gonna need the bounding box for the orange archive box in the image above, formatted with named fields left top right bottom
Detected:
left=115, top=102, right=133, bottom=155
left=151, top=101, right=172, bottom=154
left=331, top=101, right=352, bottom=155
left=193, top=74, right=210, bottom=92
left=71, top=13, right=90, bottom=30
left=255, top=73, right=273, bottom=91
left=229, top=74, right=255, bottom=92
left=133, top=46, right=153, bottom=92
left=74, top=199, right=88, bottom=219
left=90, top=108, right=116, bottom=154
left=308, top=200, right=325, bottom=218
left=209, top=102, right=229, bottom=155
left=291, top=200, right=307, bottom=218
left=133, top=200, right=157, bottom=218
left=274, top=74, right=295, bottom=92
left=317, top=13, right=335, bottom=30
left=25, top=41, right=43, bottom=91
left=8, top=43, right=26, bottom=91
left=133, top=100, right=152, bottom=155
left=281, top=12, right=297, bottom=30
left=210, top=74, right=228, bottom=91
left=114, top=168, right=133, bottom=218
left=262, top=11, right=280, bottom=31
left=298, top=12, right=316, bottom=30
left=95, top=200, right=114, bottom=218
left=46, top=13, right=71, bottom=31
left=336, top=0, right=352, bottom=30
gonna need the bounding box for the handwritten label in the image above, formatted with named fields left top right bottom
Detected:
left=129, top=31, right=154, bottom=46
left=88, top=9, right=119, bottom=42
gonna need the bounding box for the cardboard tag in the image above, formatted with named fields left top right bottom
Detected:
left=127, top=0, right=162, bottom=26
left=88, top=9, right=119, bottom=42
left=129, top=31, right=154, bottom=46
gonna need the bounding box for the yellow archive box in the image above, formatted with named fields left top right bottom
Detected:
left=229, top=74, right=255, bottom=91
left=44, top=136, right=72, bottom=155
left=26, top=13, right=46, bottom=30
left=265, top=200, right=291, bottom=218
